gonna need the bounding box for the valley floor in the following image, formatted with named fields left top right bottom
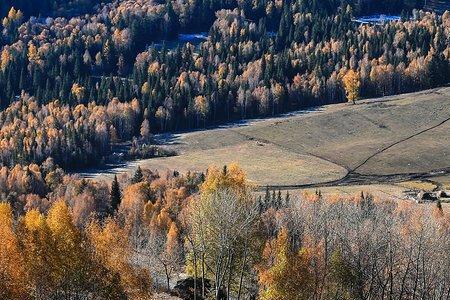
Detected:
left=79, top=86, right=450, bottom=204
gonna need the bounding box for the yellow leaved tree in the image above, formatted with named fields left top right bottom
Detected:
left=201, top=163, right=250, bottom=198
left=19, top=208, right=55, bottom=298
left=258, top=228, right=313, bottom=300
left=342, top=69, right=361, bottom=104
left=185, top=164, right=258, bottom=299
left=0, top=203, right=28, bottom=299
left=87, top=218, right=152, bottom=299
left=46, top=200, right=87, bottom=292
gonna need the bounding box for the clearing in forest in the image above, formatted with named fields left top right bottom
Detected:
left=81, top=87, right=450, bottom=188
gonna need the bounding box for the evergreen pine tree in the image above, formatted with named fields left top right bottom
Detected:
left=258, top=195, right=264, bottom=214
left=78, top=178, right=88, bottom=194
left=428, top=53, right=448, bottom=87
left=264, top=186, right=270, bottom=210
left=110, top=175, right=122, bottom=213
left=285, top=191, right=290, bottom=207
left=132, top=166, right=144, bottom=184
left=436, top=200, right=443, bottom=213
left=276, top=190, right=282, bottom=209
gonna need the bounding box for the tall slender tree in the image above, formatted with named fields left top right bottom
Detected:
left=110, top=175, right=122, bottom=213
left=132, top=166, right=144, bottom=184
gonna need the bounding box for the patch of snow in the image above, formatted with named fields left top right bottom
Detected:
left=354, top=14, right=401, bottom=25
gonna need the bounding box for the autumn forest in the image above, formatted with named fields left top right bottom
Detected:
left=0, top=0, right=450, bottom=299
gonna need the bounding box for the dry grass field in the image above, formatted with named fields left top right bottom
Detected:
left=135, top=141, right=347, bottom=186
left=396, top=180, right=438, bottom=191
left=430, top=175, right=450, bottom=190
left=81, top=86, right=450, bottom=193
left=235, top=87, right=450, bottom=175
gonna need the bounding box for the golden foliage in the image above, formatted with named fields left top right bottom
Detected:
left=258, top=228, right=312, bottom=300
left=2, top=7, right=23, bottom=28
left=27, top=43, right=38, bottom=63
left=1, top=48, right=11, bottom=71
left=0, top=95, right=141, bottom=166
left=71, top=83, right=86, bottom=101
left=0, top=203, right=28, bottom=299
left=201, top=163, right=250, bottom=197
left=342, top=69, right=361, bottom=104
left=88, top=219, right=152, bottom=299
left=194, top=95, right=208, bottom=117
left=120, top=182, right=150, bottom=221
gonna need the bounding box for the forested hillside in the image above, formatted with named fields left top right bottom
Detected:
left=0, top=0, right=105, bottom=18
left=0, top=0, right=448, bottom=168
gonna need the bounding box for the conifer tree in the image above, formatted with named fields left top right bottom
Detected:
left=264, top=186, right=270, bottom=210
left=276, top=190, right=282, bottom=209
left=258, top=195, right=264, bottom=214
left=132, top=166, right=144, bottom=184
left=285, top=191, right=290, bottom=207
left=436, top=200, right=443, bottom=213
left=110, top=175, right=122, bottom=213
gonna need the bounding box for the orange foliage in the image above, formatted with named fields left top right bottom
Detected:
left=201, top=163, right=250, bottom=197
left=87, top=219, right=152, bottom=299
left=0, top=203, right=27, bottom=299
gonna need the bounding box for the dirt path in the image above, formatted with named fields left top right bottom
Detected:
left=205, top=113, right=450, bottom=190
left=228, top=113, right=450, bottom=191
left=351, top=116, right=450, bottom=173
left=257, top=167, right=450, bottom=191
left=225, top=102, right=450, bottom=191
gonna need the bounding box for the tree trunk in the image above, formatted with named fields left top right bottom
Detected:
left=164, top=264, right=170, bottom=291
left=226, top=252, right=234, bottom=299
left=192, top=246, right=198, bottom=300
left=202, top=252, right=206, bottom=298
left=237, top=246, right=248, bottom=300
left=215, top=253, right=222, bottom=300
